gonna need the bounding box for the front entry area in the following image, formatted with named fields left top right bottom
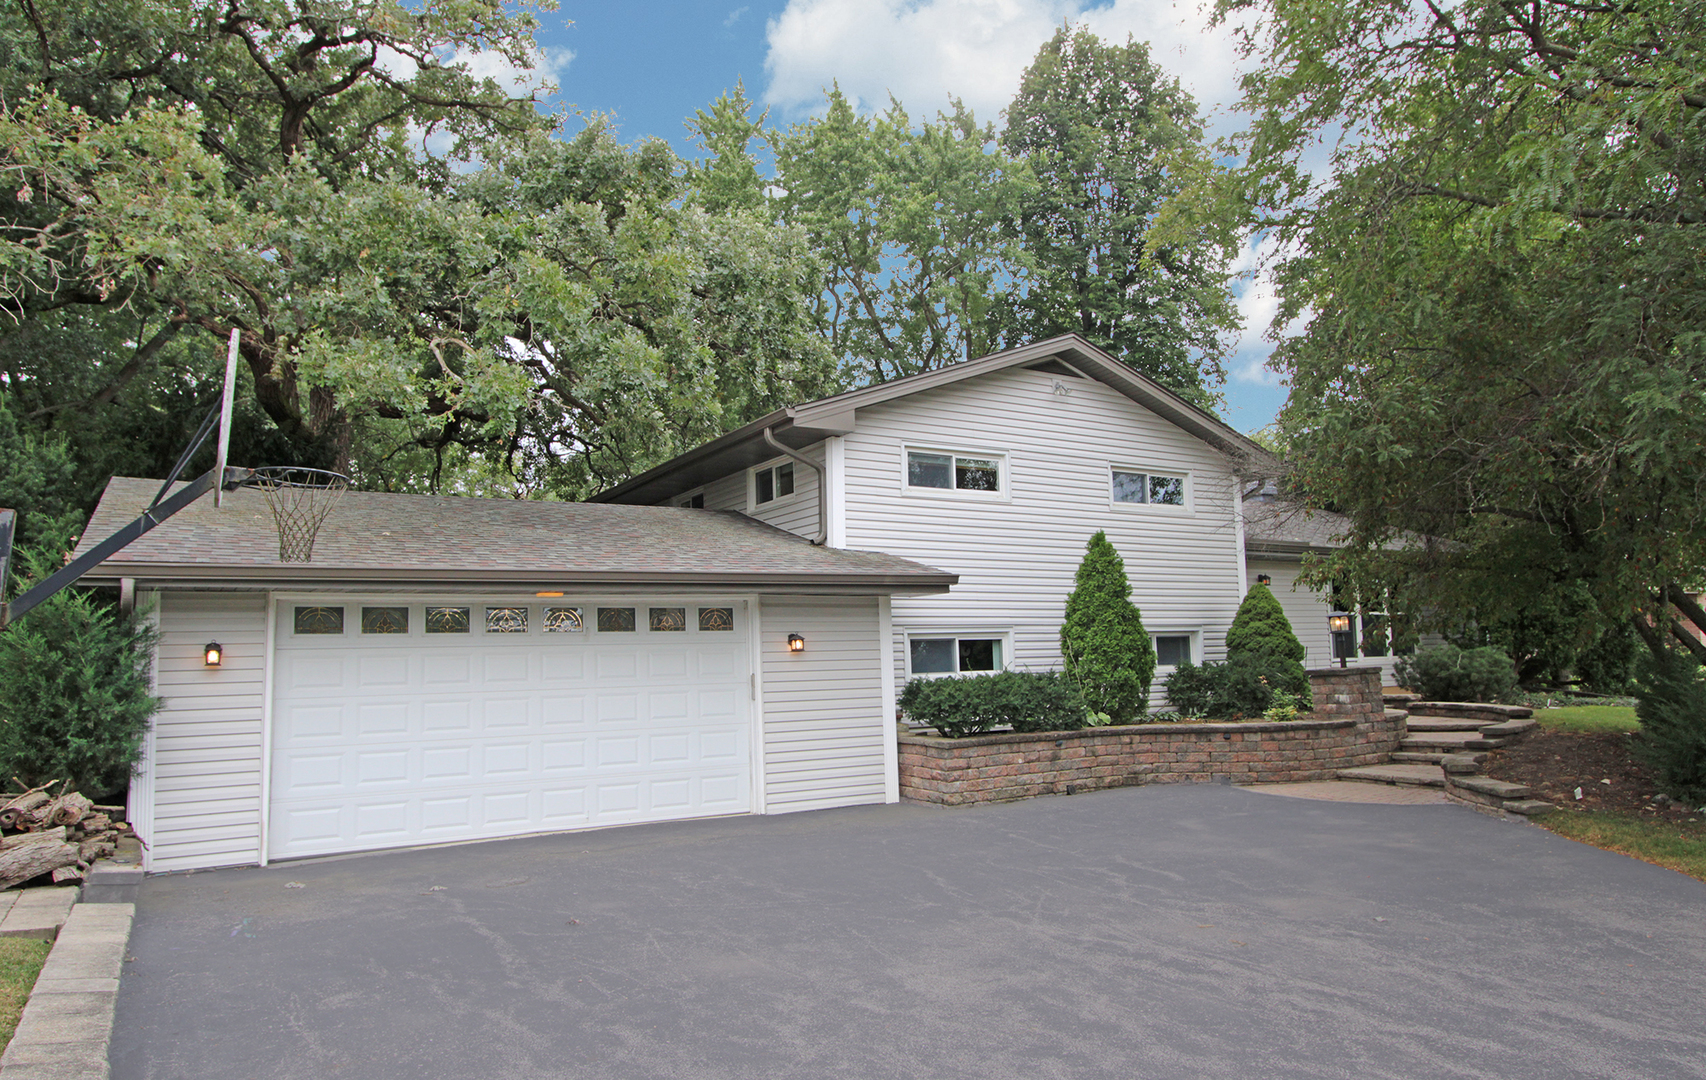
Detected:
left=268, top=597, right=753, bottom=860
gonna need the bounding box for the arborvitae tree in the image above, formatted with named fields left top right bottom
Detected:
left=1225, top=583, right=1307, bottom=664
left=1060, top=531, right=1155, bottom=723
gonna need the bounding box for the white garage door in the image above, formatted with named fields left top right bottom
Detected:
left=269, top=598, right=752, bottom=860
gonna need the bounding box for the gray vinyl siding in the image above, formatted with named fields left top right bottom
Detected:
left=1249, top=558, right=1404, bottom=684
left=698, top=472, right=746, bottom=513
left=147, top=591, right=268, bottom=872
left=703, top=445, right=824, bottom=537
left=760, top=595, right=888, bottom=812
left=840, top=366, right=1247, bottom=704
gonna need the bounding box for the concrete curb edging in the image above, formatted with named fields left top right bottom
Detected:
left=0, top=902, right=133, bottom=1080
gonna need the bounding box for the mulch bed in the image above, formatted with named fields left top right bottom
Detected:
left=1485, top=728, right=1706, bottom=823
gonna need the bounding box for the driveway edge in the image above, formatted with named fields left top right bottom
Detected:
left=0, top=902, right=133, bottom=1080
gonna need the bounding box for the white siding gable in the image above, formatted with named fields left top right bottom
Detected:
left=838, top=365, right=1247, bottom=697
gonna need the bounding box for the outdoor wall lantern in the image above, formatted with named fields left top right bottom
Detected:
left=1326, top=612, right=1353, bottom=668
left=787, top=633, right=806, bottom=653
left=204, top=641, right=223, bottom=667
left=1256, top=574, right=1272, bottom=586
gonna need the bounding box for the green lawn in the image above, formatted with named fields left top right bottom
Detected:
left=1541, top=811, right=1706, bottom=883
left=0, top=938, right=50, bottom=1050
left=1533, top=705, right=1640, bottom=733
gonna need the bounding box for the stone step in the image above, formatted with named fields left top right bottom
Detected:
left=1383, top=690, right=1422, bottom=706
left=1405, top=701, right=1534, bottom=722
left=1336, top=763, right=1447, bottom=788
left=1450, top=775, right=1532, bottom=800
left=1391, top=751, right=1446, bottom=764
left=1405, top=716, right=1487, bottom=733
left=1503, top=800, right=1555, bottom=817
left=1480, top=718, right=1538, bottom=739
left=1401, top=731, right=1507, bottom=751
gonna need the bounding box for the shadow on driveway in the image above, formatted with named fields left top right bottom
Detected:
left=111, top=785, right=1706, bottom=1080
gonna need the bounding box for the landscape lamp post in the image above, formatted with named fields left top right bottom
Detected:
left=1327, top=612, right=1352, bottom=669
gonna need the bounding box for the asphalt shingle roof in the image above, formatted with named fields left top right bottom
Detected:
left=74, top=478, right=956, bottom=591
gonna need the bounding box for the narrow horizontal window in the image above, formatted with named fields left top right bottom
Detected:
left=910, top=636, right=1005, bottom=674
left=426, top=606, right=470, bottom=634
left=294, top=606, right=344, bottom=634
left=1112, top=468, right=1185, bottom=506
left=1154, top=635, right=1193, bottom=667
left=907, top=451, right=1003, bottom=493
left=362, top=606, right=409, bottom=634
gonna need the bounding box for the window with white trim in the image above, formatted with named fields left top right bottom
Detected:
left=675, top=490, right=705, bottom=509
left=908, top=635, right=1006, bottom=675
left=1152, top=634, right=1194, bottom=668
left=1111, top=467, right=1186, bottom=507
left=752, top=461, right=795, bottom=505
left=905, top=449, right=1005, bottom=495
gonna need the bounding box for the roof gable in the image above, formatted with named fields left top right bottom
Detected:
left=594, top=334, right=1271, bottom=505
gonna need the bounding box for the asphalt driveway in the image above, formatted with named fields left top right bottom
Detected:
left=111, top=785, right=1706, bottom=1080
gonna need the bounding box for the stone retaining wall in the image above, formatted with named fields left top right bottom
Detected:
left=898, top=667, right=1399, bottom=806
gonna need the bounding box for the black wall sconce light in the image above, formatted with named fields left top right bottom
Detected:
left=204, top=641, right=223, bottom=667
left=1256, top=574, right=1272, bottom=586
left=787, top=633, right=805, bottom=653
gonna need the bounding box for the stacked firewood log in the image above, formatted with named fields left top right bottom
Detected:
left=0, top=783, right=132, bottom=890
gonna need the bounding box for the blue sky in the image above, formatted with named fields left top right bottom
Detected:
left=525, top=1, right=1289, bottom=434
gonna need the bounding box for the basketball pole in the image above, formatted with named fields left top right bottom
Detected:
left=214, top=328, right=239, bottom=509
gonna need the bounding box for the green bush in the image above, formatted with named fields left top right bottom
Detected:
left=0, top=541, right=159, bottom=798
left=1059, top=531, right=1154, bottom=724
left=1575, top=622, right=1639, bottom=695
left=1395, top=643, right=1518, bottom=702
left=1633, top=653, right=1706, bottom=804
left=1225, top=583, right=1306, bottom=664
left=1164, top=651, right=1311, bottom=720
left=899, top=671, right=1087, bottom=738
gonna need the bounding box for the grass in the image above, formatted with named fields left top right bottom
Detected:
left=1541, top=811, right=1706, bottom=883
left=0, top=937, right=50, bottom=1050
left=1533, top=705, right=1640, bottom=733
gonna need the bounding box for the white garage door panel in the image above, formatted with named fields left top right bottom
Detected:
left=270, top=601, right=752, bottom=859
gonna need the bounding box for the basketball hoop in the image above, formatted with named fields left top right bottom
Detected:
left=245, top=467, right=349, bottom=562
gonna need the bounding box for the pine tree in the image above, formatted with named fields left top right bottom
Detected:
left=1225, top=583, right=1307, bottom=663
left=1060, top=531, right=1155, bottom=723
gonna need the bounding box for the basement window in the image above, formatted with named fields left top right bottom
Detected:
left=909, top=636, right=1006, bottom=676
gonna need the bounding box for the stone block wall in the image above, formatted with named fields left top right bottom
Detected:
left=898, top=665, right=1402, bottom=806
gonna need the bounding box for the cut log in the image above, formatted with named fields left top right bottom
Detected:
left=77, top=839, right=115, bottom=864
left=0, top=788, right=52, bottom=830
left=0, top=834, right=81, bottom=890
left=0, top=827, right=65, bottom=852
left=50, top=865, right=83, bottom=884
left=43, top=792, right=94, bottom=828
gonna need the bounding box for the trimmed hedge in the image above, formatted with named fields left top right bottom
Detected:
left=1164, top=651, right=1311, bottom=721
left=899, top=671, right=1088, bottom=738
left=1396, top=643, right=1517, bottom=702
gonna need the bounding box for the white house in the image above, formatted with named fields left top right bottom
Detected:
left=593, top=334, right=1319, bottom=701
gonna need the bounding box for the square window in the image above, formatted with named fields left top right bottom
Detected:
left=754, top=462, right=797, bottom=506
left=955, top=458, right=1000, bottom=492
left=910, top=638, right=956, bottom=674
left=361, top=606, right=409, bottom=634
left=1154, top=635, right=1193, bottom=667
left=1112, top=470, right=1148, bottom=503
left=907, top=452, right=952, bottom=489
left=426, top=606, right=470, bottom=634
left=294, top=606, right=344, bottom=634
left=958, top=639, right=1001, bottom=671
left=1149, top=475, right=1185, bottom=505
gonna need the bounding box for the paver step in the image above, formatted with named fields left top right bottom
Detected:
left=1405, top=701, right=1534, bottom=722
left=1404, top=716, right=1487, bottom=733
left=1391, top=751, right=1446, bottom=764
left=1336, top=763, right=1447, bottom=788
left=1402, top=731, right=1506, bottom=750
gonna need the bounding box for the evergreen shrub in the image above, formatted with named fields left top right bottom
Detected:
left=1632, top=653, right=1706, bottom=803
left=1059, top=531, right=1154, bottom=724
left=0, top=542, right=159, bottom=797
left=899, top=671, right=1087, bottom=738
left=1164, top=653, right=1310, bottom=720
left=1224, top=583, right=1306, bottom=664
left=1395, top=643, right=1517, bottom=702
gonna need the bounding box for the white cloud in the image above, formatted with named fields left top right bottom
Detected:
left=762, top=0, right=1249, bottom=134
left=382, top=44, right=571, bottom=164
left=1227, top=233, right=1308, bottom=386
left=725, top=6, right=751, bottom=27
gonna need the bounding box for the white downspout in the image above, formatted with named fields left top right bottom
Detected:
left=761, top=427, right=827, bottom=545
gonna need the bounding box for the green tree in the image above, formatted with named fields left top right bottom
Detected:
left=1194, top=0, right=1706, bottom=657
left=0, top=537, right=159, bottom=797
left=768, top=88, right=1033, bottom=383
left=1000, top=27, right=1237, bottom=407
left=1225, top=583, right=1306, bottom=664
left=1060, top=530, right=1155, bottom=724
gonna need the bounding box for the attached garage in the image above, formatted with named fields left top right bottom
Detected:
left=77, top=480, right=954, bottom=872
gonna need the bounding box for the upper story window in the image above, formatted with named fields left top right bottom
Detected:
left=675, top=491, right=705, bottom=509
left=753, top=462, right=795, bottom=505
left=1111, top=467, right=1187, bottom=508
left=905, top=448, right=1005, bottom=497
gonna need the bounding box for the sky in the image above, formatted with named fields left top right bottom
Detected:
left=524, top=0, right=1290, bottom=434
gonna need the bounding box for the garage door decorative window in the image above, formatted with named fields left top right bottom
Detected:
left=485, top=606, right=528, bottom=633
left=698, top=607, right=734, bottom=631
left=597, top=607, right=636, bottom=632
left=544, top=606, right=584, bottom=633
left=426, top=606, right=470, bottom=634
left=649, top=607, right=686, bottom=632
left=361, top=606, right=409, bottom=634
left=293, top=606, right=344, bottom=634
